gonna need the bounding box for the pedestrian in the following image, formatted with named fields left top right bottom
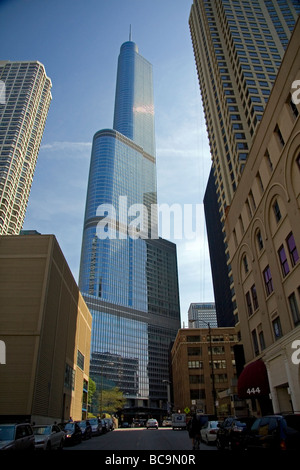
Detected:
left=187, top=413, right=201, bottom=450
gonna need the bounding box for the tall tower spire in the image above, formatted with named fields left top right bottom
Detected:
left=129, top=24, right=132, bottom=41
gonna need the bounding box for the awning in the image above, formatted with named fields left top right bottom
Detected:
left=237, top=359, right=270, bottom=399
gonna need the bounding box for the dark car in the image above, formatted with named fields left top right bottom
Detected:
left=103, top=418, right=114, bottom=432
left=0, top=423, right=35, bottom=451
left=245, top=414, right=300, bottom=450
left=77, top=420, right=92, bottom=440
left=61, top=422, right=82, bottom=446
left=89, top=418, right=102, bottom=436
left=216, top=416, right=256, bottom=450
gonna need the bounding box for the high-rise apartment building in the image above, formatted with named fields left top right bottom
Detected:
left=189, top=0, right=299, bottom=326
left=0, top=61, right=52, bottom=235
left=79, top=40, right=180, bottom=416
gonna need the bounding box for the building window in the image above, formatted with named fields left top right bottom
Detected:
left=256, top=230, right=264, bottom=251
left=77, top=350, right=84, bottom=370
left=252, top=330, right=259, bottom=356
left=286, top=232, right=299, bottom=267
left=273, top=199, right=282, bottom=223
left=189, top=375, right=204, bottom=384
left=263, top=265, right=274, bottom=296
left=297, top=154, right=300, bottom=171
left=190, top=389, right=206, bottom=400
left=289, top=96, right=299, bottom=119
left=259, top=331, right=266, bottom=351
left=64, top=364, right=75, bottom=390
left=246, top=291, right=253, bottom=316
left=251, top=284, right=259, bottom=310
left=188, top=361, right=203, bottom=369
left=275, top=124, right=285, bottom=147
left=272, top=317, right=282, bottom=340
left=278, top=245, right=290, bottom=277
left=243, top=255, right=249, bottom=273
left=188, top=347, right=202, bottom=356
left=288, top=292, right=300, bottom=326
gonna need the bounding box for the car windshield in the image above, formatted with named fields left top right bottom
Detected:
left=33, top=426, right=51, bottom=435
left=78, top=421, right=86, bottom=427
left=210, top=421, right=219, bottom=427
left=64, top=423, right=75, bottom=431
left=89, top=419, right=98, bottom=425
left=0, top=425, right=15, bottom=441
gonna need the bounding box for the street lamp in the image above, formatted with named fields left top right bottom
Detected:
left=190, top=319, right=217, bottom=417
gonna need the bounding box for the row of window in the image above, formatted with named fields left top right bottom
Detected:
left=244, top=231, right=299, bottom=316
left=251, top=287, right=300, bottom=357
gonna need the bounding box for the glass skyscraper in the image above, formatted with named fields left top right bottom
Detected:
left=79, top=40, right=180, bottom=413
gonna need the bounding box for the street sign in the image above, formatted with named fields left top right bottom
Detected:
left=184, top=407, right=190, bottom=414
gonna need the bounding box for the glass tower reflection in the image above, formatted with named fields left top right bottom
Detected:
left=79, top=40, right=180, bottom=412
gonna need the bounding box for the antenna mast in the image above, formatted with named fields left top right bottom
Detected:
left=129, top=24, right=132, bottom=41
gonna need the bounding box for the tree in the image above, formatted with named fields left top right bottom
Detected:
left=99, top=387, right=126, bottom=415
left=88, top=378, right=97, bottom=405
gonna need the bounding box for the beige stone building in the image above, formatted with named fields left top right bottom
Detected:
left=171, top=327, right=239, bottom=418
left=225, top=19, right=300, bottom=415
left=0, top=234, right=92, bottom=423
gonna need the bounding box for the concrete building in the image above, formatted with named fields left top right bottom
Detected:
left=0, top=61, right=52, bottom=235
left=0, top=234, right=92, bottom=423
left=189, top=0, right=300, bottom=328
left=225, top=18, right=300, bottom=415
left=188, top=302, right=218, bottom=328
left=171, top=327, right=239, bottom=418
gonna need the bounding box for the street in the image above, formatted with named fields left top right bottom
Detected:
left=64, top=427, right=216, bottom=451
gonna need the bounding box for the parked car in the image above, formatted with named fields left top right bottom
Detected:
left=200, top=420, right=220, bottom=444
left=216, top=416, right=256, bottom=450
left=103, top=418, right=114, bottom=431
left=77, top=420, right=92, bottom=439
left=89, top=418, right=102, bottom=436
left=0, top=423, right=35, bottom=451
left=146, top=419, right=158, bottom=429
left=245, top=414, right=300, bottom=450
left=60, top=421, right=82, bottom=446
left=162, top=419, right=172, bottom=427
left=33, top=424, right=65, bottom=450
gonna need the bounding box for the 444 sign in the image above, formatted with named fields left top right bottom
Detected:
left=246, top=387, right=261, bottom=395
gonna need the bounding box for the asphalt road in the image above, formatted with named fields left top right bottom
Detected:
left=64, top=427, right=217, bottom=451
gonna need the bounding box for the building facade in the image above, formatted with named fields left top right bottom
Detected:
left=0, top=61, right=52, bottom=235
left=189, top=0, right=300, bottom=327
left=0, top=235, right=92, bottom=423
left=79, top=40, right=181, bottom=412
left=225, top=19, right=300, bottom=415
left=188, top=302, right=218, bottom=328
left=203, top=169, right=235, bottom=327
left=171, top=327, right=239, bottom=418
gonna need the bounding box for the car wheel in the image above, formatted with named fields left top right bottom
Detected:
left=46, top=441, right=51, bottom=451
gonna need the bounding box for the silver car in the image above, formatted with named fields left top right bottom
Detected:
left=33, top=424, right=65, bottom=450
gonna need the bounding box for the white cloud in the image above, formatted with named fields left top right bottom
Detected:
left=40, top=141, right=92, bottom=156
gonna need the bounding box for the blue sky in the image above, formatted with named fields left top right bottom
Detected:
left=0, top=0, right=214, bottom=325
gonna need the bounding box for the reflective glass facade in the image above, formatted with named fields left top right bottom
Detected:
left=79, top=41, right=180, bottom=410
